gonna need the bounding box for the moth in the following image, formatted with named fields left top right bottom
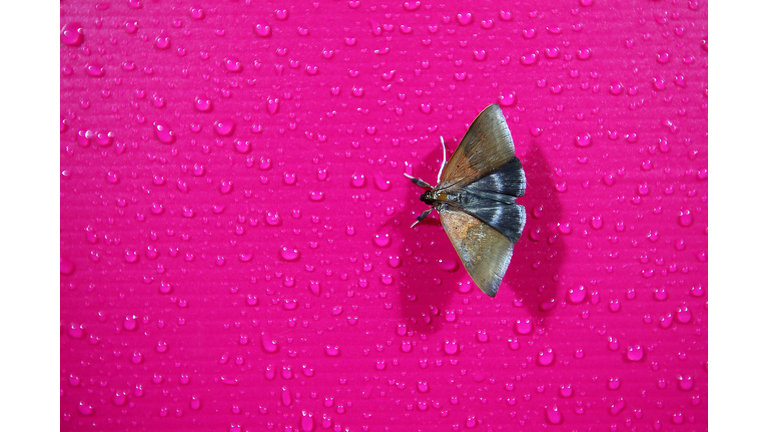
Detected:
left=406, top=104, right=526, bottom=297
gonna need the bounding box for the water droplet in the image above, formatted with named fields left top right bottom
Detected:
left=676, top=305, right=692, bottom=323
left=515, top=319, right=532, bottom=335
left=68, top=323, right=85, bottom=339
left=351, top=173, right=366, bottom=187
left=224, top=57, right=243, bottom=73
left=124, top=249, right=139, bottom=263
left=567, top=286, right=586, bottom=304
left=520, top=51, right=539, bottom=65
left=189, top=7, right=204, bottom=19
left=254, top=22, right=272, bottom=37
left=498, top=93, right=516, bottom=107
left=456, top=11, right=473, bottom=26
left=610, top=399, right=626, bottom=416
left=153, top=121, right=175, bottom=144
left=266, top=212, right=281, bottom=226
left=283, top=172, right=297, bottom=185
left=537, top=348, right=555, bottom=366
left=280, top=246, right=300, bottom=261
left=267, top=96, right=280, bottom=115
left=261, top=333, right=279, bottom=353
left=154, top=35, right=171, bottom=50
left=678, top=209, right=693, bottom=227
left=190, top=396, right=201, bottom=410
left=123, top=315, right=138, bottom=331
left=214, top=120, right=235, bottom=136
left=373, top=173, right=391, bottom=191
left=84, top=64, right=105, bottom=77
left=577, top=48, right=592, bottom=60
left=77, top=401, right=94, bottom=416
left=61, top=256, right=75, bottom=275
left=373, top=232, right=391, bottom=247
left=300, top=410, right=315, bottom=431
left=626, top=344, right=644, bottom=361
left=677, top=375, right=694, bottom=391
left=575, top=134, right=592, bottom=147
left=437, top=258, right=458, bottom=272
left=546, top=405, right=563, bottom=424
left=194, top=96, right=212, bottom=112
left=113, top=392, right=127, bottom=406
left=234, top=140, right=251, bottom=153
left=61, top=22, right=84, bottom=46
left=444, top=340, right=458, bottom=355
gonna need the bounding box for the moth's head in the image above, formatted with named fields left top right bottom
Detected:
left=419, top=192, right=432, bottom=205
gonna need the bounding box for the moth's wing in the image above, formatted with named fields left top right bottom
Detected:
left=460, top=201, right=526, bottom=246
left=437, top=104, right=516, bottom=192
left=462, top=156, right=526, bottom=199
left=439, top=206, right=515, bottom=297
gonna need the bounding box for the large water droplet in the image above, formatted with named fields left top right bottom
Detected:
left=546, top=405, right=563, bottom=424
left=153, top=121, right=175, bottom=144
left=61, top=22, right=84, bottom=46
left=254, top=22, right=272, bottom=37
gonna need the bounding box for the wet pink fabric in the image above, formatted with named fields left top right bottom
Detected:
left=60, top=1, right=708, bottom=430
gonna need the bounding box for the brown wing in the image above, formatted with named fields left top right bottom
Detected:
left=437, top=104, right=516, bottom=192
left=439, top=206, right=514, bottom=297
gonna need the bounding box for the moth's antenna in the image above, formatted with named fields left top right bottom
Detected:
left=437, top=136, right=447, bottom=184
left=403, top=173, right=434, bottom=189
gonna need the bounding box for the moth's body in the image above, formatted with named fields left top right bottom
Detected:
left=420, top=190, right=468, bottom=207
left=407, top=104, right=526, bottom=297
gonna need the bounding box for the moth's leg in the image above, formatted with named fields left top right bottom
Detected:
left=403, top=173, right=434, bottom=189
left=436, top=136, right=447, bottom=184
left=410, top=208, right=434, bottom=228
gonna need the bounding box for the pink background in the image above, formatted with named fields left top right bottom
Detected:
left=60, top=0, right=708, bottom=430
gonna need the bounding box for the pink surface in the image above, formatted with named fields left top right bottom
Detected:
left=60, top=1, right=708, bottom=430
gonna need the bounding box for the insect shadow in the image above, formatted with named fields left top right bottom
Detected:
left=392, top=144, right=458, bottom=334
left=391, top=140, right=564, bottom=333
left=506, top=141, right=565, bottom=320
